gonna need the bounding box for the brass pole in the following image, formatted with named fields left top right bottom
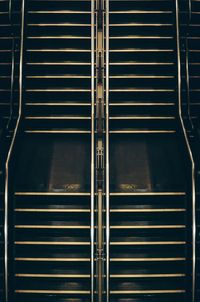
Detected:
left=96, top=0, right=104, bottom=301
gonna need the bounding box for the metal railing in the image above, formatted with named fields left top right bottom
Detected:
left=4, top=0, right=25, bottom=301
left=175, top=1, right=196, bottom=301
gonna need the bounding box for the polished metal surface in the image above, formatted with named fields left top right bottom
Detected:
left=4, top=0, right=26, bottom=300
left=175, top=1, right=196, bottom=301
left=95, top=0, right=105, bottom=300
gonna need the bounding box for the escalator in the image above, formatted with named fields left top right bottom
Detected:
left=3, top=0, right=196, bottom=302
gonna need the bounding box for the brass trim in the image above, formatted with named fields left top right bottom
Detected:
left=15, top=208, right=90, bottom=212
left=110, top=10, right=172, bottom=14
left=27, top=49, right=91, bottom=52
left=109, top=131, right=176, bottom=134
left=15, top=290, right=90, bottom=294
left=110, top=102, right=175, bottom=106
left=109, top=116, right=175, bottom=120
left=110, top=208, right=186, bottom=212
left=15, top=274, right=90, bottom=278
left=27, top=75, right=91, bottom=79
left=110, top=274, right=186, bottom=278
left=28, top=23, right=91, bottom=27
left=25, top=130, right=91, bottom=134
left=15, top=225, right=90, bottom=229
left=110, top=225, right=186, bottom=229
left=15, top=257, right=90, bottom=262
left=110, top=75, right=174, bottom=79
left=27, top=36, right=90, bottom=39
left=28, top=10, right=91, bottom=14
left=110, top=36, right=173, bottom=39
left=15, top=192, right=90, bottom=196
left=110, top=241, right=186, bottom=245
left=25, top=116, right=91, bottom=120
left=27, top=62, right=91, bottom=65
left=110, top=23, right=173, bottom=27
left=110, top=88, right=175, bottom=92
left=26, top=88, right=91, bottom=92
left=110, top=257, right=186, bottom=262
left=110, top=62, right=174, bottom=65
left=110, top=290, right=186, bottom=294
left=26, top=102, right=91, bottom=106
left=110, top=49, right=174, bottom=52
left=110, top=192, right=185, bottom=196
left=15, top=241, right=90, bottom=245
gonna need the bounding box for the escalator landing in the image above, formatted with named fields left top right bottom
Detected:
left=15, top=134, right=91, bottom=193
left=110, top=133, right=186, bottom=193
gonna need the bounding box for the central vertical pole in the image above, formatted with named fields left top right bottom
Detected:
left=96, top=0, right=105, bottom=301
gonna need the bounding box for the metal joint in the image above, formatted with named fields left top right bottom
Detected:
left=96, top=250, right=105, bottom=261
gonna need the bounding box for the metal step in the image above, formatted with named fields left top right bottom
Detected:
left=24, top=0, right=92, bottom=131
left=13, top=135, right=92, bottom=299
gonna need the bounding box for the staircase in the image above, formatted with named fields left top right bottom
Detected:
left=2, top=0, right=196, bottom=302
left=25, top=0, right=92, bottom=133
left=10, top=0, right=93, bottom=301
left=108, top=1, right=192, bottom=300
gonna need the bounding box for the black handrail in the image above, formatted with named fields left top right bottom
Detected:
left=4, top=0, right=26, bottom=300
left=175, top=1, right=196, bottom=301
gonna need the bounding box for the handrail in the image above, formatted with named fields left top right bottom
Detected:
left=91, top=0, right=95, bottom=300
left=105, top=0, right=110, bottom=301
left=185, top=0, right=194, bottom=129
left=8, top=0, right=12, bottom=21
left=7, top=0, right=16, bottom=130
left=175, top=1, right=196, bottom=301
left=4, top=0, right=25, bottom=300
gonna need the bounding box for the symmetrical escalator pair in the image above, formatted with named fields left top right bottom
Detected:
left=2, top=0, right=196, bottom=302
